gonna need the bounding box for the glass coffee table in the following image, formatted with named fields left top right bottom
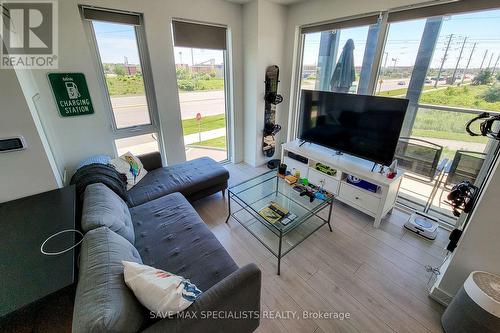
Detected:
left=225, top=170, right=333, bottom=274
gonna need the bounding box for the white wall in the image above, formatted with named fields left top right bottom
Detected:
left=243, top=0, right=259, bottom=166
left=0, top=68, right=59, bottom=202
left=16, top=0, right=244, bottom=176
left=434, top=157, right=500, bottom=296
left=243, top=0, right=287, bottom=167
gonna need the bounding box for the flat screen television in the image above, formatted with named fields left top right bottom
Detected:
left=298, top=90, right=409, bottom=166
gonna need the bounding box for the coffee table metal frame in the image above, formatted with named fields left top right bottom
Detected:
left=225, top=171, right=333, bottom=275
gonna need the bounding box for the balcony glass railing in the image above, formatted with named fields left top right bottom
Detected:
left=397, top=104, right=493, bottom=225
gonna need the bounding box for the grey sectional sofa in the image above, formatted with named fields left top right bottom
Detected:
left=72, top=156, right=261, bottom=333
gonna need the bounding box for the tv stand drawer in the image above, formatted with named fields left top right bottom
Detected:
left=339, top=183, right=380, bottom=214
left=308, top=168, right=339, bottom=195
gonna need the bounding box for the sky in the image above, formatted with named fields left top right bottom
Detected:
left=93, top=21, right=224, bottom=66
left=303, top=9, right=500, bottom=69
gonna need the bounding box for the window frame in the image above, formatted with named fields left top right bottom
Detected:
left=80, top=6, right=161, bottom=140
left=290, top=15, right=385, bottom=139
left=171, top=18, right=233, bottom=163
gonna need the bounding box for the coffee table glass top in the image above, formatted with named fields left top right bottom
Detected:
left=228, top=170, right=332, bottom=234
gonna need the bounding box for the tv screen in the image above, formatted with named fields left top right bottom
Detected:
left=298, top=90, right=409, bottom=166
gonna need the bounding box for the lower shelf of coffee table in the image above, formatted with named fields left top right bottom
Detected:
left=231, top=208, right=327, bottom=258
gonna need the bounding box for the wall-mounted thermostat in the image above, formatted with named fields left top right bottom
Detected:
left=0, top=136, right=27, bottom=153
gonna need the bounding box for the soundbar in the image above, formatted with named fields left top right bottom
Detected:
left=287, top=152, right=308, bottom=164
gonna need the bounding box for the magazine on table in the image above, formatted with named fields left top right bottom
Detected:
left=258, top=201, right=297, bottom=225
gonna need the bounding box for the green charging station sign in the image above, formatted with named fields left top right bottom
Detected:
left=48, top=73, right=94, bottom=117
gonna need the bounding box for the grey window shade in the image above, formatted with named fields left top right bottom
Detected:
left=172, top=21, right=227, bottom=50
left=82, top=7, right=140, bottom=26
left=301, top=14, right=380, bottom=34
left=388, top=0, right=500, bottom=23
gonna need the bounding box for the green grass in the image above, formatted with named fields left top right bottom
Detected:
left=419, top=85, right=500, bottom=111
left=182, top=114, right=226, bottom=136
left=177, top=79, right=224, bottom=91
left=194, top=79, right=224, bottom=90
left=376, top=85, right=433, bottom=97
left=189, top=136, right=226, bottom=149
left=105, top=75, right=224, bottom=95
left=411, top=129, right=487, bottom=144
left=106, top=75, right=145, bottom=96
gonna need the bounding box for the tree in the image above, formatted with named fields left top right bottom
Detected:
left=482, top=84, right=500, bottom=103
left=113, top=64, right=126, bottom=76
left=176, top=67, right=191, bottom=80
left=472, top=69, right=493, bottom=85
left=496, top=72, right=500, bottom=81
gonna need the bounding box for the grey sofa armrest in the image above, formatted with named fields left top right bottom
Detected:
left=143, top=263, right=261, bottom=333
left=138, top=152, right=163, bottom=171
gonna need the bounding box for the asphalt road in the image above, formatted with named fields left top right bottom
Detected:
left=111, top=90, right=225, bottom=128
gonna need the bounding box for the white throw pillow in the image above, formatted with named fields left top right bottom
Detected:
left=110, top=152, right=147, bottom=190
left=122, top=261, right=202, bottom=317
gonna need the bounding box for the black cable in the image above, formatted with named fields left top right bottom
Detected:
left=465, top=112, right=500, bottom=139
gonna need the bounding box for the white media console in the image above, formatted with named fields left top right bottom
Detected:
left=281, top=140, right=404, bottom=228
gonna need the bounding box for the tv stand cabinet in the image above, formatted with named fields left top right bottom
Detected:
left=281, top=140, right=404, bottom=228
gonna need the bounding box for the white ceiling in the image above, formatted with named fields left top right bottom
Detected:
left=225, top=0, right=308, bottom=5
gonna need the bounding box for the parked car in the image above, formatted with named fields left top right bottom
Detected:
left=398, top=81, right=406, bottom=85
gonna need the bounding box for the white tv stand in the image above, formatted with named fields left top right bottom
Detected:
left=281, top=140, right=404, bottom=228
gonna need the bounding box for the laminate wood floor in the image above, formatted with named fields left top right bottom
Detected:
left=192, top=163, right=448, bottom=333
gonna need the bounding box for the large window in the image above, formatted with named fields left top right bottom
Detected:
left=172, top=21, right=230, bottom=162
left=300, top=17, right=379, bottom=95
left=301, top=26, right=370, bottom=93
left=82, top=7, right=160, bottom=155
left=375, top=19, right=427, bottom=97
left=295, top=3, right=500, bottom=224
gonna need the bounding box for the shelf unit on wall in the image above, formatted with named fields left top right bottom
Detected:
left=281, top=140, right=404, bottom=228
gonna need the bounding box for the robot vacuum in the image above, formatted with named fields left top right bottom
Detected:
left=404, top=211, right=439, bottom=240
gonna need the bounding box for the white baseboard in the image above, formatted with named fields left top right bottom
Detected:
left=429, top=286, right=453, bottom=306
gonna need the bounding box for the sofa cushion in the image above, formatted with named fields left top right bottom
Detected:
left=130, top=192, right=238, bottom=292
left=82, top=183, right=135, bottom=244
left=72, top=227, right=145, bottom=333
left=128, top=157, right=229, bottom=207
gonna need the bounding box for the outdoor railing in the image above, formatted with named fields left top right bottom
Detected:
left=397, top=103, right=494, bottom=224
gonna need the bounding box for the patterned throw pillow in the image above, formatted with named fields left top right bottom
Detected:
left=122, top=261, right=202, bottom=317
left=110, top=152, right=147, bottom=190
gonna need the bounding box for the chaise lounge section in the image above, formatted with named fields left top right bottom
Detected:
left=129, top=152, right=230, bottom=206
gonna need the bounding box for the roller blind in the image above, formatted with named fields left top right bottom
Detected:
left=301, top=14, right=380, bottom=34
left=388, top=0, right=500, bottom=23
left=172, top=21, right=227, bottom=50
left=81, top=7, right=140, bottom=26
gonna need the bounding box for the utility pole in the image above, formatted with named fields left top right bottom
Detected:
left=191, top=48, right=195, bottom=67
left=480, top=50, right=488, bottom=69
left=461, top=42, right=476, bottom=84
left=435, top=34, right=453, bottom=88
left=492, top=54, right=500, bottom=75
left=487, top=53, right=494, bottom=69
left=451, top=37, right=467, bottom=84
left=179, top=51, right=183, bottom=65
left=392, top=57, right=398, bottom=71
